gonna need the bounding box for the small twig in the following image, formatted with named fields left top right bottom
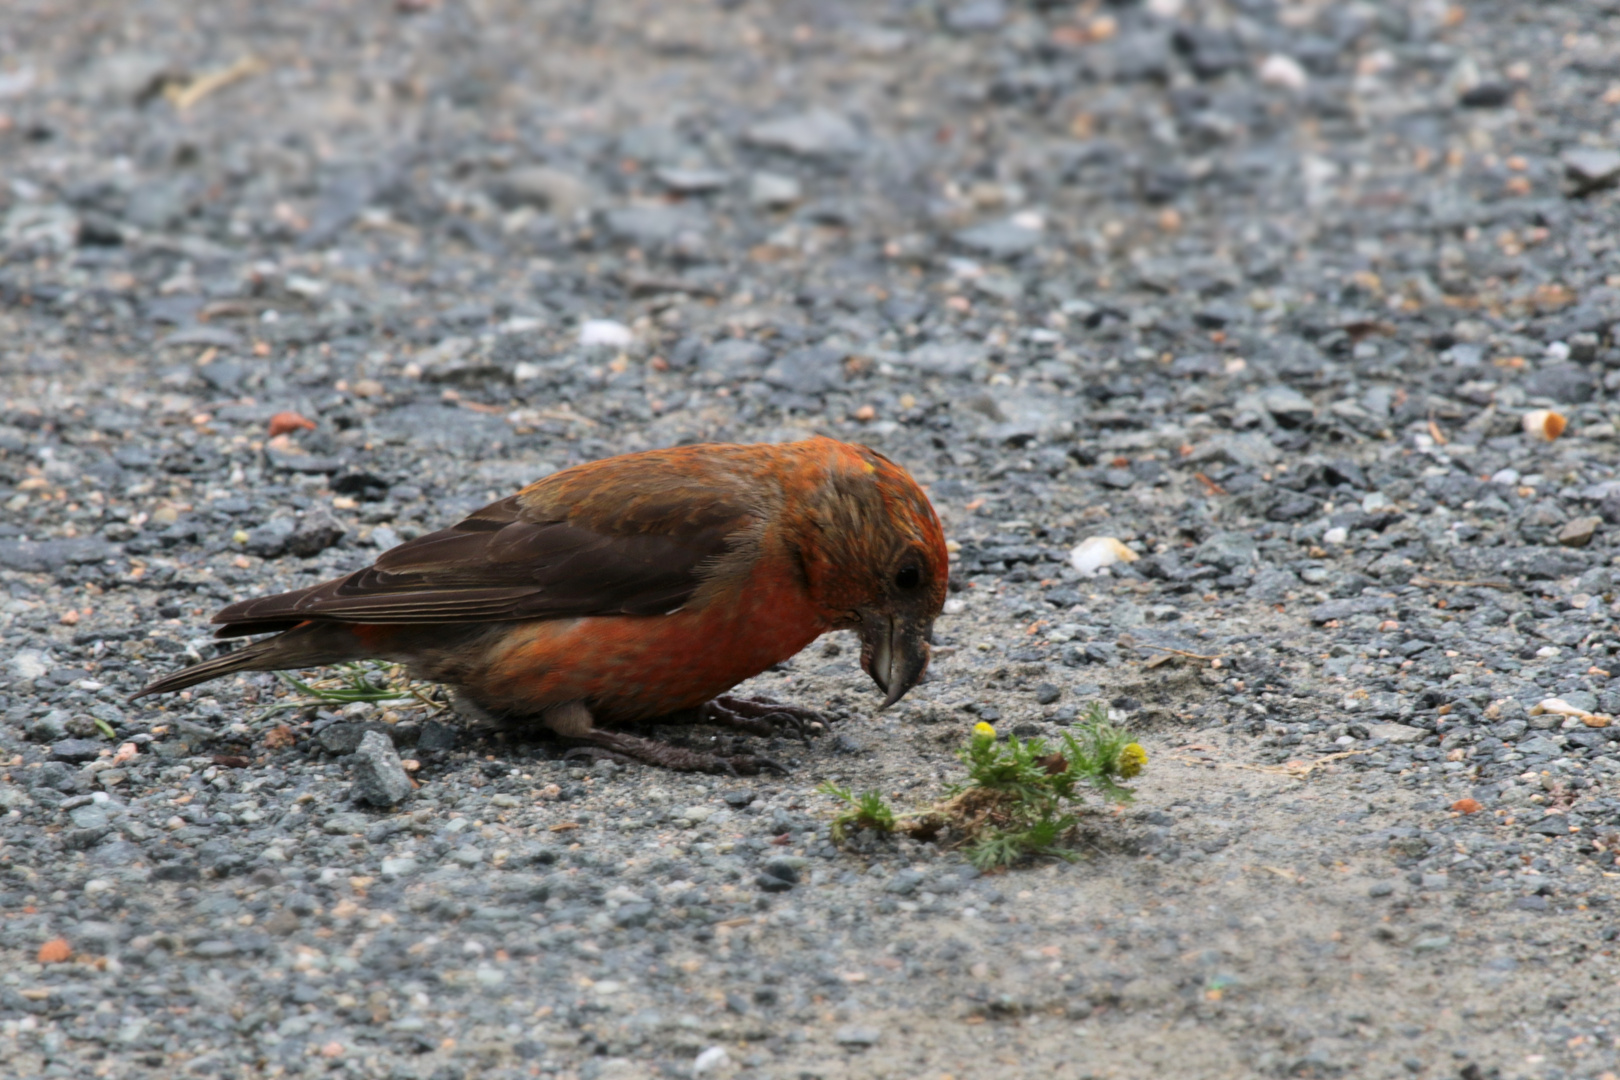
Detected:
left=168, top=55, right=265, bottom=111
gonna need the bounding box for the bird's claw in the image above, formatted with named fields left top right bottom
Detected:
left=572, top=730, right=789, bottom=776
left=702, top=694, right=826, bottom=745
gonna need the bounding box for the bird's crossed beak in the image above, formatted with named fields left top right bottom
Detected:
left=859, top=610, right=933, bottom=710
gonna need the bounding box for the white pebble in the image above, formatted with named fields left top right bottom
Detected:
left=578, top=319, right=634, bottom=347
left=1323, top=527, right=1349, bottom=545
left=1258, top=54, right=1308, bottom=92
left=693, top=1046, right=732, bottom=1076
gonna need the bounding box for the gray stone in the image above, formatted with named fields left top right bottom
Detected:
left=318, top=723, right=373, bottom=755
left=162, top=325, right=244, bottom=348
left=79, top=51, right=171, bottom=104
left=1558, top=516, right=1600, bottom=548
left=50, top=739, right=103, bottom=763
left=884, top=869, right=926, bottom=895
left=701, top=339, right=771, bottom=377
left=602, top=205, right=704, bottom=246
left=287, top=511, right=346, bottom=558
left=1034, top=683, right=1061, bottom=705
left=69, top=805, right=110, bottom=830
left=953, top=219, right=1040, bottom=260
left=1309, top=597, right=1392, bottom=623
left=898, top=341, right=985, bottom=379
left=654, top=167, right=728, bottom=194
left=749, top=171, right=802, bottom=208
left=744, top=110, right=862, bottom=159
left=762, top=856, right=806, bottom=884
left=1187, top=433, right=1281, bottom=469
left=322, top=811, right=371, bottom=835
left=491, top=166, right=594, bottom=216
left=27, top=710, right=70, bottom=742
left=763, top=345, right=846, bottom=396
left=1517, top=735, right=1563, bottom=757
left=190, top=940, right=239, bottom=959
left=1195, top=531, right=1259, bottom=572
left=1259, top=386, right=1316, bottom=426
left=1563, top=148, right=1620, bottom=191
left=125, top=178, right=192, bottom=230
left=0, top=538, right=113, bottom=572
left=944, top=0, right=1007, bottom=32
left=834, top=1025, right=882, bottom=1048
left=417, top=720, right=458, bottom=753
left=351, top=730, right=413, bottom=807
left=1365, top=724, right=1426, bottom=744
left=1523, top=363, right=1593, bottom=404
left=244, top=518, right=297, bottom=558
left=1527, top=815, right=1573, bottom=837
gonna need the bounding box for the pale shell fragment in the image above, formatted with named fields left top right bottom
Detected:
left=1069, top=536, right=1140, bottom=577
left=1522, top=408, right=1567, bottom=441
left=1528, top=698, right=1611, bottom=727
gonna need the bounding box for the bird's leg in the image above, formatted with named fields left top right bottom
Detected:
left=699, top=694, right=826, bottom=744
left=564, top=729, right=788, bottom=776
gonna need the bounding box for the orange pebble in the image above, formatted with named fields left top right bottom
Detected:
left=37, top=938, right=72, bottom=964
left=268, top=411, right=317, bottom=437
left=1451, top=798, right=1483, bottom=815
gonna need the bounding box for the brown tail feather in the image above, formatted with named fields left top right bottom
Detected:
left=130, top=624, right=369, bottom=700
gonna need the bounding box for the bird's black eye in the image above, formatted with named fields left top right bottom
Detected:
left=895, top=565, right=921, bottom=590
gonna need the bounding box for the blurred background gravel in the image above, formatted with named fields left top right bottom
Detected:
left=4, top=1, right=1620, bottom=1078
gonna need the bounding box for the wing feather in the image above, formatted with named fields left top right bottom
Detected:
left=213, top=455, right=768, bottom=634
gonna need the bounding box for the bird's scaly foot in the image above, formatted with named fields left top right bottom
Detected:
left=699, top=694, right=826, bottom=744
left=566, top=730, right=787, bottom=776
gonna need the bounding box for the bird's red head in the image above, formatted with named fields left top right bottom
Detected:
left=793, top=438, right=950, bottom=709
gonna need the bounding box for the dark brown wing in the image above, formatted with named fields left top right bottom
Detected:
left=213, top=455, right=766, bottom=636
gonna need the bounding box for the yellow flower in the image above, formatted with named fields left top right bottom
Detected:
left=973, top=721, right=997, bottom=740
left=1118, top=743, right=1148, bottom=779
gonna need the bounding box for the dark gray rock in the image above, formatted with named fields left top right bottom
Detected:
left=243, top=518, right=297, bottom=558
left=1522, top=364, right=1594, bottom=404
left=50, top=738, right=103, bottom=763
left=287, top=511, right=346, bottom=558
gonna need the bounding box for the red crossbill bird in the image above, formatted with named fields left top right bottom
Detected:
left=134, top=436, right=949, bottom=774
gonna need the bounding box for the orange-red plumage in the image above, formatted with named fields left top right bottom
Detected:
left=135, top=437, right=948, bottom=773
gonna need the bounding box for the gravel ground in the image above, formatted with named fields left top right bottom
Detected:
left=5, top=1, right=1620, bottom=1077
